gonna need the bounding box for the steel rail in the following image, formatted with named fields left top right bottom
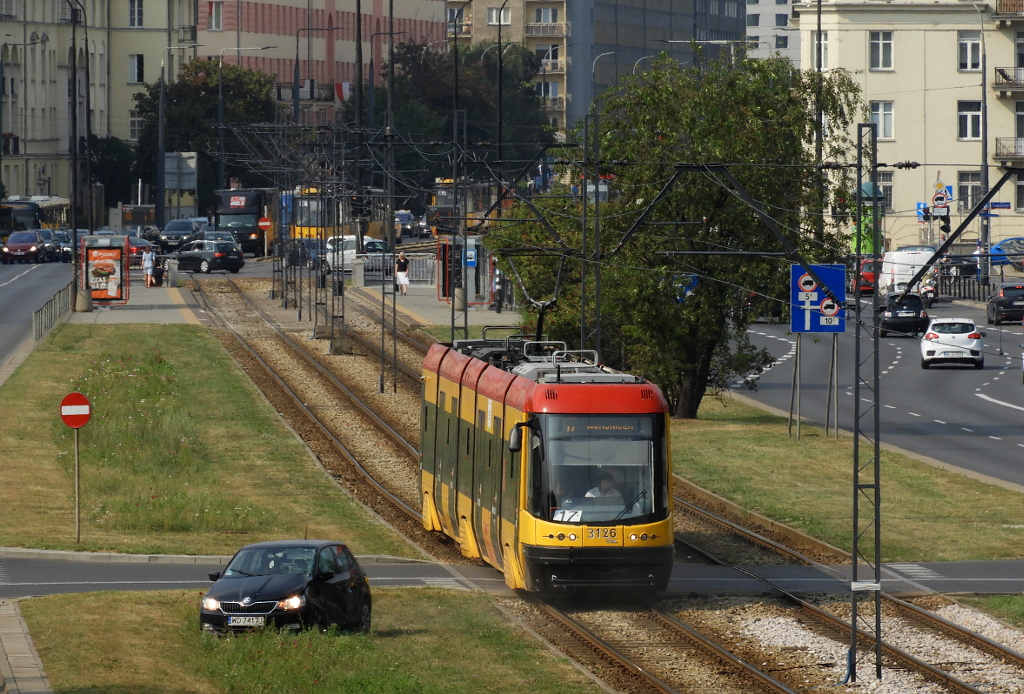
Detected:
left=199, top=280, right=422, bottom=523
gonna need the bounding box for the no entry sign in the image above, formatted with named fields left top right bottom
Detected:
left=60, top=392, right=91, bottom=429
left=257, top=217, right=272, bottom=232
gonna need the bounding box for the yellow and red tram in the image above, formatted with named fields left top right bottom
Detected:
left=421, top=336, right=674, bottom=593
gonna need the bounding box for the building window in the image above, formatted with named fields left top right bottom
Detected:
left=958, top=101, right=982, bottom=140
left=129, top=0, right=143, bottom=27
left=775, top=13, right=788, bottom=26
left=958, top=171, right=982, bottom=211
left=128, top=55, right=144, bottom=84
left=869, top=31, right=893, bottom=70
left=747, top=0, right=758, bottom=4
left=535, top=8, right=558, bottom=23
left=536, top=81, right=559, bottom=98
left=870, top=101, right=893, bottom=139
left=1016, top=174, right=1024, bottom=210
left=776, top=35, right=788, bottom=49
left=811, top=31, right=828, bottom=69
left=129, top=110, right=143, bottom=141
left=209, top=1, right=223, bottom=31
left=487, top=7, right=511, bottom=25
left=724, top=2, right=738, bottom=18
left=877, top=171, right=894, bottom=213
left=958, top=30, right=981, bottom=71
left=746, top=13, right=760, bottom=26
left=536, top=44, right=560, bottom=60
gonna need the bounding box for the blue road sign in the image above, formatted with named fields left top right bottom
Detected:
left=674, top=274, right=699, bottom=303
left=464, top=248, right=477, bottom=267
left=790, top=264, right=846, bottom=334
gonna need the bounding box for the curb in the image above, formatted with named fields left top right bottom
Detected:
left=0, top=547, right=429, bottom=566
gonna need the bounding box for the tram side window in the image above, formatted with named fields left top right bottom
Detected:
left=527, top=433, right=544, bottom=516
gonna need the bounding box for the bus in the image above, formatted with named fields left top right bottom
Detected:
left=0, top=196, right=72, bottom=241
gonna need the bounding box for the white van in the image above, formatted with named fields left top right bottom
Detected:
left=879, top=250, right=936, bottom=294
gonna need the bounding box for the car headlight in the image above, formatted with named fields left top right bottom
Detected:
left=277, top=594, right=306, bottom=611
left=201, top=596, right=220, bottom=611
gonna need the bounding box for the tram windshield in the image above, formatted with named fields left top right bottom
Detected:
left=533, top=413, right=665, bottom=524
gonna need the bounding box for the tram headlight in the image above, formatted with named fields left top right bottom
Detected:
left=630, top=534, right=638, bottom=541
left=568, top=533, right=576, bottom=541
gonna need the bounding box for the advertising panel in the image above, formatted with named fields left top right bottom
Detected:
left=83, top=238, right=129, bottom=304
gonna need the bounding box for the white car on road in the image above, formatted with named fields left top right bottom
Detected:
left=324, top=235, right=391, bottom=273
left=920, top=317, right=986, bottom=370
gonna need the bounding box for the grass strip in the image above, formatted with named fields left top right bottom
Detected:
left=0, top=323, right=415, bottom=558
left=673, top=395, right=1024, bottom=562
left=20, top=588, right=595, bottom=694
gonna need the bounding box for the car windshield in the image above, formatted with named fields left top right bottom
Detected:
left=931, top=322, right=975, bottom=334
left=164, top=221, right=191, bottom=232
left=7, top=232, right=35, bottom=243
left=223, top=546, right=317, bottom=577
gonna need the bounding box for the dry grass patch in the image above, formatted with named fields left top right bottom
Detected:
left=674, top=395, right=1024, bottom=562
left=0, top=324, right=415, bottom=557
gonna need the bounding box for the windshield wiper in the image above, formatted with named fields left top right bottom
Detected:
left=612, top=490, right=647, bottom=522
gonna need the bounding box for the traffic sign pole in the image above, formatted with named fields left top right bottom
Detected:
left=60, top=392, right=91, bottom=542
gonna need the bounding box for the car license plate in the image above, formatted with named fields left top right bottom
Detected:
left=941, top=351, right=964, bottom=358
left=1014, top=301, right=1024, bottom=306
left=897, top=311, right=915, bottom=317
left=227, top=616, right=265, bottom=627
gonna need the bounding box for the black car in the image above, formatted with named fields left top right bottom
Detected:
left=52, top=231, right=74, bottom=262
left=200, top=540, right=372, bottom=635
left=163, top=239, right=244, bottom=274
left=283, top=238, right=327, bottom=270
left=879, top=292, right=929, bottom=337
left=986, top=284, right=1024, bottom=325
left=156, top=219, right=202, bottom=252
left=35, top=228, right=60, bottom=262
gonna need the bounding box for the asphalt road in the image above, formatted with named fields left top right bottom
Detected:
left=736, top=295, right=1024, bottom=488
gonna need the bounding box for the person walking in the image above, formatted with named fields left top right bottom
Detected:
left=395, top=251, right=410, bottom=296
left=141, top=247, right=157, bottom=288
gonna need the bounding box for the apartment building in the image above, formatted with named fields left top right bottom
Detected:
left=197, top=0, right=446, bottom=126
left=746, top=0, right=800, bottom=64
left=447, top=0, right=745, bottom=131
left=794, top=0, right=1024, bottom=250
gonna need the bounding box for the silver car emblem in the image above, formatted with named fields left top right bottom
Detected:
left=242, top=597, right=251, bottom=605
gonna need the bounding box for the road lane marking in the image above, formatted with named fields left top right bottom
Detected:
left=975, top=393, right=1024, bottom=413
left=0, top=266, right=38, bottom=287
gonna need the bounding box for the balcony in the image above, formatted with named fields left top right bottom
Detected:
left=540, top=58, right=566, bottom=73
left=995, top=137, right=1024, bottom=164
left=994, top=0, right=1024, bottom=25
left=542, top=95, right=565, bottom=110
left=525, top=22, right=568, bottom=37
left=446, top=22, right=472, bottom=38
left=994, top=66, right=1024, bottom=96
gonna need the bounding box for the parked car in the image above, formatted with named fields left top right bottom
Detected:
left=52, top=231, right=74, bottom=262
left=879, top=292, right=929, bottom=338
left=283, top=237, right=327, bottom=270
left=986, top=283, right=1024, bottom=325
left=199, top=539, right=372, bottom=635
left=162, top=239, right=244, bottom=274
left=126, top=237, right=155, bottom=267
left=157, top=219, right=202, bottom=252
left=920, top=317, right=985, bottom=369
left=937, top=254, right=978, bottom=277
left=895, top=244, right=938, bottom=253
left=1, top=230, right=48, bottom=263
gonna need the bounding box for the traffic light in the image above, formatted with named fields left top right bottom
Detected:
left=349, top=195, right=369, bottom=218
left=939, top=214, right=951, bottom=236
left=921, top=206, right=931, bottom=223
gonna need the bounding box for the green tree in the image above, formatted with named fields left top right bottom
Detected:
left=89, top=135, right=136, bottom=210
left=488, top=54, right=862, bottom=418
left=133, top=59, right=276, bottom=214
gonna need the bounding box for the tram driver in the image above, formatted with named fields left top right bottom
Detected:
left=585, top=472, right=624, bottom=504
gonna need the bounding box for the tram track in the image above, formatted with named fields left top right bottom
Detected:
left=195, top=277, right=1024, bottom=693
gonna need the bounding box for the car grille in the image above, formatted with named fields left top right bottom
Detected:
left=219, top=601, right=277, bottom=615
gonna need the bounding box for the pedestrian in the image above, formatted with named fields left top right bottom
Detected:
left=141, top=247, right=157, bottom=288
left=395, top=251, right=410, bottom=296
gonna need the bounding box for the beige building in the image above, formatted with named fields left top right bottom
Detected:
left=1, top=1, right=198, bottom=203
left=795, top=0, right=1024, bottom=251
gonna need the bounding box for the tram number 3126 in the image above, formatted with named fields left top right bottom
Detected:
left=587, top=528, right=617, bottom=540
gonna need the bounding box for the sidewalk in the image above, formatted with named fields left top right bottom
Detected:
left=0, top=601, right=49, bottom=694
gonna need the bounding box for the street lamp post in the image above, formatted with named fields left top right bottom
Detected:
left=156, top=45, right=198, bottom=230
left=960, top=0, right=989, bottom=283
left=590, top=50, right=615, bottom=110
left=293, top=27, right=339, bottom=123
left=218, top=45, right=275, bottom=188
left=633, top=54, right=656, bottom=74
left=495, top=0, right=512, bottom=164
left=367, top=30, right=407, bottom=129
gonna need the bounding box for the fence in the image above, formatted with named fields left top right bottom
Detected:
left=937, top=274, right=987, bottom=302
left=32, top=280, right=74, bottom=341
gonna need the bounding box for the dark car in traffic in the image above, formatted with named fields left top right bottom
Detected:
left=283, top=237, right=327, bottom=270
left=156, top=219, right=202, bottom=252
left=200, top=539, right=372, bottom=635
left=53, top=231, right=74, bottom=262
left=162, top=239, right=244, bottom=274
left=126, top=236, right=154, bottom=267
left=35, top=228, right=60, bottom=262
left=879, top=292, right=929, bottom=337
left=1, top=230, right=48, bottom=263
left=986, top=284, right=1024, bottom=325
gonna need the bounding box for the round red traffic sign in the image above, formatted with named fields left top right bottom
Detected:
left=257, top=217, right=271, bottom=231
left=60, top=392, right=91, bottom=429
left=931, top=191, right=948, bottom=207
